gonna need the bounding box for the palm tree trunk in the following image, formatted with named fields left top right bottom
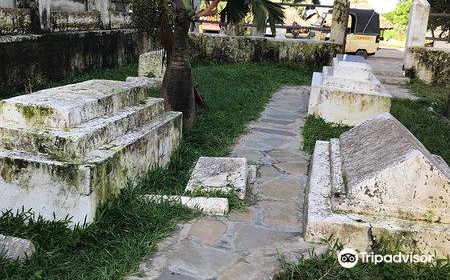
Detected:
left=160, top=7, right=195, bottom=128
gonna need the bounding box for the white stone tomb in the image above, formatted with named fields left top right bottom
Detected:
left=304, top=113, right=450, bottom=258
left=308, top=54, right=391, bottom=126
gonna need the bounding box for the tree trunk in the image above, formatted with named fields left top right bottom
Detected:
left=160, top=8, right=195, bottom=128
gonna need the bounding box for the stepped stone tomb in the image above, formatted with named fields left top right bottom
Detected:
left=138, top=50, right=166, bottom=78
left=0, top=80, right=182, bottom=225
left=304, top=113, right=450, bottom=257
left=186, top=157, right=250, bottom=199
left=308, top=54, right=392, bottom=126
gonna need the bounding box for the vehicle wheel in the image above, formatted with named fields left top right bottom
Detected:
left=355, top=50, right=368, bottom=59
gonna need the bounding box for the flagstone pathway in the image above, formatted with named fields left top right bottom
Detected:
left=127, top=86, right=326, bottom=280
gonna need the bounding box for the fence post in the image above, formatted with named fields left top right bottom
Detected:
left=192, top=0, right=201, bottom=32
left=38, top=0, right=51, bottom=32
left=330, top=0, right=349, bottom=48
left=87, top=0, right=111, bottom=29
left=404, top=0, right=430, bottom=69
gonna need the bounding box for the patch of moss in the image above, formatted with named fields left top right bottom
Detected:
left=15, top=104, right=54, bottom=122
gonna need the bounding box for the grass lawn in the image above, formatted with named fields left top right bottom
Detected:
left=0, top=62, right=312, bottom=280
left=302, top=79, right=450, bottom=164
left=275, top=242, right=450, bottom=280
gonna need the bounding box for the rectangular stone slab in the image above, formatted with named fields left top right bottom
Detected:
left=0, top=80, right=147, bottom=128
left=0, top=111, right=182, bottom=225
left=144, top=195, right=229, bottom=216
left=0, top=98, right=165, bottom=158
left=186, top=157, right=248, bottom=199
left=138, top=50, right=166, bottom=78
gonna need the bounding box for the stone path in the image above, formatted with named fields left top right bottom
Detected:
left=127, top=86, right=326, bottom=280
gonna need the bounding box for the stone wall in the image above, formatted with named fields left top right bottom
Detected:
left=0, top=29, right=148, bottom=97
left=407, top=47, right=450, bottom=84
left=189, top=33, right=342, bottom=70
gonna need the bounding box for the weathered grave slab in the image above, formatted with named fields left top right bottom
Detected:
left=0, top=234, right=35, bottom=261
left=144, top=195, right=229, bottom=216
left=0, top=80, right=182, bottom=225
left=304, top=114, right=450, bottom=257
left=186, top=157, right=248, bottom=199
left=138, top=50, right=166, bottom=78
left=308, top=55, right=391, bottom=126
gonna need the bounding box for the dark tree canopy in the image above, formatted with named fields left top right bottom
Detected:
left=428, top=0, right=449, bottom=38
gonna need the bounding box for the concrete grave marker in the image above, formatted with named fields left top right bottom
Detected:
left=304, top=113, right=450, bottom=257
left=138, top=50, right=166, bottom=78
left=186, top=157, right=248, bottom=199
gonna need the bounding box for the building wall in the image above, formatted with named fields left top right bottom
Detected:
left=189, top=33, right=342, bottom=70
left=0, top=29, right=149, bottom=97
left=407, top=47, right=450, bottom=84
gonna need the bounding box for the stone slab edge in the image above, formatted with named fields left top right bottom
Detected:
left=143, top=195, right=229, bottom=216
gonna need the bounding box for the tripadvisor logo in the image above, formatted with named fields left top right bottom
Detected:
left=338, top=248, right=434, bottom=268
left=338, top=248, right=358, bottom=268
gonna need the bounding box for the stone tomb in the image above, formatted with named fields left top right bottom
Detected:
left=186, top=157, right=249, bottom=199
left=304, top=113, right=450, bottom=257
left=0, top=80, right=182, bottom=225
left=308, top=54, right=391, bottom=126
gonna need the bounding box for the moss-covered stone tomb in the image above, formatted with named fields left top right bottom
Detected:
left=0, top=80, right=181, bottom=225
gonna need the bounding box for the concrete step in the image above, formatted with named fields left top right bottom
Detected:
left=0, top=98, right=165, bottom=158
left=0, top=80, right=147, bottom=129
left=377, top=75, right=410, bottom=85
left=322, top=66, right=382, bottom=92
left=371, top=68, right=405, bottom=78
left=0, top=111, right=182, bottom=225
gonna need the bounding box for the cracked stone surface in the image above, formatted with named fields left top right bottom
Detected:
left=126, top=86, right=327, bottom=280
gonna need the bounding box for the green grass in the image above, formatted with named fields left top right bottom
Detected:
left=302, top=116, right=351, bottom=154
left=302, top=80, right=450, bottom=164
left=275, top=241, right=450, bottom=280
left=0, top=62, right=312, bottom=279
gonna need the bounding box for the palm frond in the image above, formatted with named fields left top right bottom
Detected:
left=220, top=0, right=250, bottom=24
left=221, top=0, right=284, bottom=34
